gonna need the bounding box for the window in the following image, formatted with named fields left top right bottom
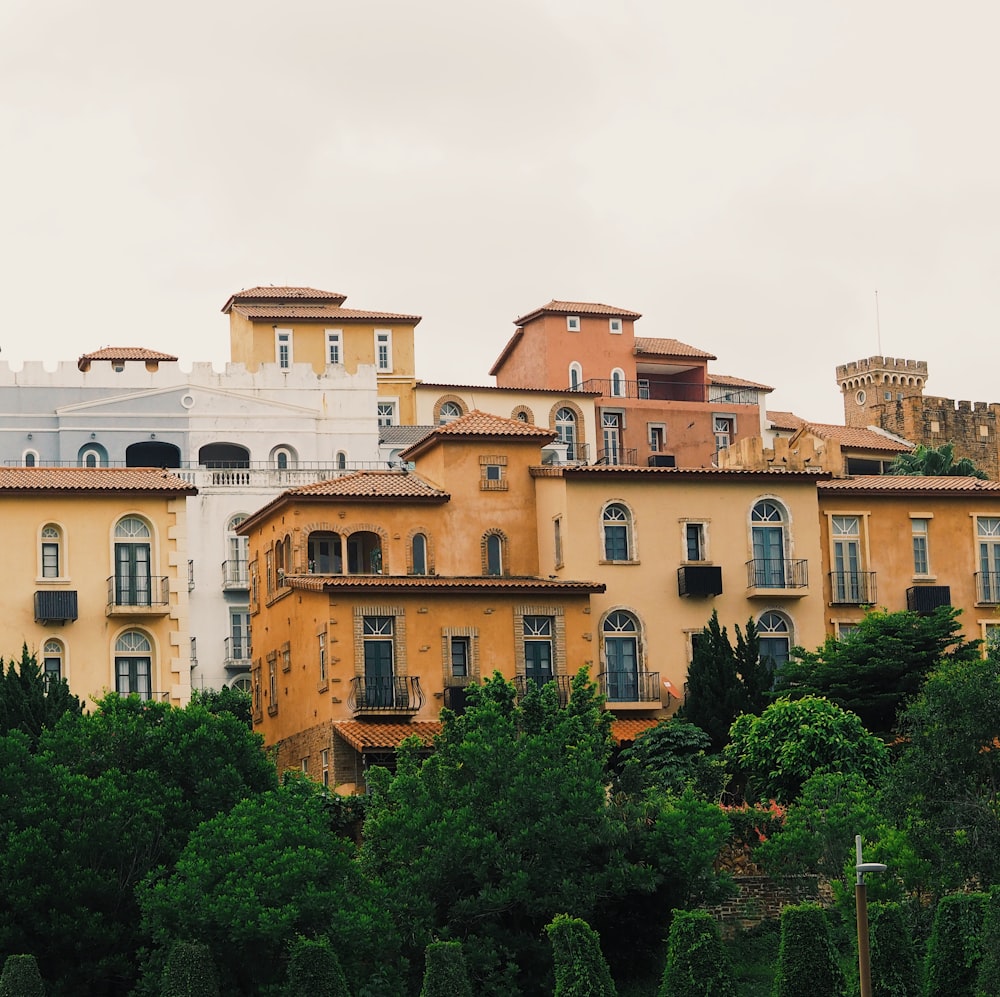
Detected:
left=325, top=329, right=342, bottom=365
left=856, top=389, right=867, bottom=405
left=484, top=533, right=505, bottom=576
left=714, top=416, right=734, bottom=452
left=685, top=523, right=706, bottom=562
left=522, top=615, right=554, bottom=685
left=275, top=329, right=292, bottom=369
left=602, top=503, right=633, bottom=561
left=347, top=531, right=382, bottom=574
left=267, top=653, right=278, bottom=711
left=649, top=425, right=665, bottom=452
left=308, top=531, right=342, bottom=573
left=229, top=609, right=250, bottom=662
left=319, top=631, right=327, bottom=684
left=610, top=369, right=626, bottom=398
left=553, top=517, right=563, bottom=568
left=757, top=611, right=791, bottom=684
left=609, top=318, right=622, bottom=334
left=375, top=330, right=392, bottom=371
left=377, top=401, right=396, bottom=427
left=115, top=631, right=152, bottom=700
left=438, top=401, right=462, bottom=424
left=750, top=500, right=788, bottom=588
left=601, top=412, right=622, bottom=464
left=568, top=362, right=583, bottom=390
left=831, top=515, right=864, bottom=602
left=638, top=379, right=650, bottom=400
left=225, top=514, right=249, bottom=588
left=836, top=622, right=861, bottom=640
left=41, top=524, right=62, bottom=578
left=555, top=407, right=578, bottom=461
left=566, top=315, right=580, bottom=332
left=282, top=642, right=291, bottom=672
left=23, top=450, right=37, bottom=467
left=978, top=517, right=1000, bottom=602
left=912, top=519, right=930, bottom=575
left=114, top=517, right=152, bottom=606
left=43, top=639, right=63, bottom=685
left=272, top=447, right=296, bottom=470
left=603, top=611, right=640, bottom=701
left=81, top=448, right=102, bottom=468
left=321, top=748, right=330, bottom=787
left=411, top=533, right=428, bottom=575
left=363, top=616, right=394, bottom=706
left=450, top=637, right=469, bottom=678
left=301, top=757, right=309, bottom=774
left=480, top=455, right=508, bottom=491
left=336, top=451, right=348, bottom=470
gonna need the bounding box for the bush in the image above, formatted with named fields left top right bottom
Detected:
left=419, top=941, right=472, bottom=997
left=976, top=887, right=1000, bottom=997
left=925, top=892, right=987, bottom=997
left=284, top=936, right=350, bottom=996
left=546, top=914, right=617, bottom=997
left=161, top=941, right=218, bottom=996
left=869, top=902, right=918, bottom=997
left=0, top=954, right=44, bottom=997
left=658, top=909, right=736, bottom=997
left=772, top=903, right=844, bottom=997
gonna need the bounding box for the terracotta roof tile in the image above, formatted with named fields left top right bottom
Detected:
left=536, top=465, right=827, bottom=480
left=819, top=475, right=1000, bottom=493
left=0, top=467, right=197, bottom=493
left=610, top=718, right=662, bottom=743
left=634, top=337, right=716, bottom=360
left=286, top=575, right=605, bottom=593
left=514, top=300, right=642, bottom=325
left=401, top=410, right=556, bottom=459
left=767, top=411, right=806, bottom=431
left=78, top=347, right=178, bottom=369
left=797, top=423, right=913, bottom=452
left=418, top=381, right=601, bottom=396
left=710, top=373, right=774, bottom=391
left=287, top=470, right=448, bottom=500
left=222, top=286, right=348, bottom=312
left=230, top=304, right=421, bottom=323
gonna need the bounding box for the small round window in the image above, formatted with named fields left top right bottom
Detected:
left=855, top=389, right=866, bottom=405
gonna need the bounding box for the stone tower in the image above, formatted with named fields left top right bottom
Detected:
left=836, top=356, right=928, bottom=429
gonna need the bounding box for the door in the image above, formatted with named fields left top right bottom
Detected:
left=751, top=526, right=785, bottom=587
left=602, top=412, right=621, bottom=465
left=363, top=616, right=394, bottom=707
left=834, top=538, right=861, bottom=601
left=115, top=542, right=151, bottom=605
left=605, top=637, right=638, bottom=701
left=523, top=616, right=553, bottom=687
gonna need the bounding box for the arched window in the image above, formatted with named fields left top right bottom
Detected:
left=270, top=445, right=297, bottom=470
left=114, top=517, right=153, bottom=606
left=336, top=451, right=348, bottom=470
left=230, top=676, right=252, bottom=694
left=438, top=401, right=463, bottom=424
left=568, top=362, right=583, bottom=391
left=411, top=533, right=428, bottom=575
left=602, top=503, right=633, bottom=562
left=750, top=500, right=788, bottom=588
left=348, top=531, right=382, bottom=574
left=115, top=630, right=152, bottom=700
left=126, top=441, right=181, bottom=468
left=308, top=531, right=341, bottom=574
left=23, top=450, right=38, bottom=467
left=757, top=611, right=791, bottom=683
left=602, top=611, right=640, bottom=701
left=43, top=639, right=64, bottom=686
left=484, top=533, right=506, bottom=576
left=611, top=368, right=626, bottom=397
left=199, top=443, right=250, bottom=469
left=225, top=514, right=249, bottom=588
left=79, top=443, right=108, bottom=467
left=41, top=524, right=63, bottom=578
left=555, top=407, right=578, bottom=461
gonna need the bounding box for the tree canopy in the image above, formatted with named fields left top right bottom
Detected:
left=0, top=645, right=82, bottom=747
left=887, top=441, right=988, bottom=478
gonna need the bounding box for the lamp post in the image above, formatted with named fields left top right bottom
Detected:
left=855, top=834, right=887, bottom=997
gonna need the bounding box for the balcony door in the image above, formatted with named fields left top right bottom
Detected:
left=832, top=515, right=862, bottom=602
left=523, top=616, right=554, bottom=686
left=115, top=517, right=152, bottom=605
left=602, top=412, right=622, bottom=465
left=751, top=501, right=786, bottom=587
left=363, top=616, right=394, bottom=707
left=603, top=611, right=639, bottom=701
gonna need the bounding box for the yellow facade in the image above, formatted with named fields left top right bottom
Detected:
left=0, top=469, right=195, bottom=709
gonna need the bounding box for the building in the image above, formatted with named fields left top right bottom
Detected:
left=0, top=467, right=196, bottom=709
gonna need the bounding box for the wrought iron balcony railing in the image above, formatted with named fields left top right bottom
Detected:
left=514, top=674, right=572, bottom=706
left=348, top=676, right=424, bottom=715
left=222, top=559, right=249, bottom=590
left=597, top=670, right=661, bottom=704
left=745, top=559, right=809, bottom=590
left=828, top=571, right=877, bottom=605
left=106, top=575, right=170, bottom=611
left=976, top=572, right=1000, bottom=604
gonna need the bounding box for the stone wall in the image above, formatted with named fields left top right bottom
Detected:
left=703, top=875, right=831, bottom=932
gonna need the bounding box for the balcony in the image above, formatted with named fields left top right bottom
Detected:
left=598, top=670, right=661, bottom=709
left=106, top=576, right=170, bottom=615
left=224, top=636, right=251, bottom=671
left=34, top=589, right=78, bottom=623
left=594, top=447, right=638, bottom=467
left=745, top=559, right=809, bottom=597
left=514, top=674, right=572, bottom=706
left=829, top=571, right=877, bottom=605
left=678, top=565, right=723, bottom=597
left=574, top=377, right=763, bottom=406
left=348, top=676, right=424, bottom=716
left=222, top=559, right=249, bottom=590
left=907, top=586, right=952, bottom=614
left=976, top=572, right=1000, bottom=604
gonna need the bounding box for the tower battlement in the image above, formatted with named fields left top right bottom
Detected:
left=836, top=356, right=928, bottom=382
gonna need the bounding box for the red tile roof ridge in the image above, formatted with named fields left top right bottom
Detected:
left=634, top=336, right=716, bottom=360
left=514, top=300, right=642, bottom=324
left=0, top=467, right=197, bottom=492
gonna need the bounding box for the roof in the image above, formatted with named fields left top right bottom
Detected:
left=634, top=337, right=716, bottom=360
left=416, top=381, right=602, bottom=396
left=286, top=470, right=448, bottom=500
left=0, top=467, right=197, bottom=494
left=533, top=465, right=829, bottom=480
left=710, top=373, right=774, bottom=391
left=401, top=409, right=556, bottom=459
left=514, top=299, right=642, bottom=325
left=796, top=422, right=913, bottom=452
left=77, top=347, right=178, bottom=370
left=287, top=575, right=606, bottom=594
left=221, top=286, right=348, bottom=312
left=229, top=304, right=421, bottom=324
left=819, top=475, right=1000, bottom=494
left=767, top=411, right=805, bottom=431
left=379, top=425, right=436, bottom=446
left=332, top=716, right=658, bottom=752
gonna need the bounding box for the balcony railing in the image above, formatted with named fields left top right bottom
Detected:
left=976, top=572, right=1000, bottom=604
left=829, top=571, right=877, bottom=605
left=594, top=447, right=638, bottom=467
left=514, top=674, right=572, bottom=706
left=224, top=636, right=251, bottom=670
left=348, top=676, right=424, bottom=715
left=222, top=559, right=250, bottom=590
left=574, top=378, right=762, bottom=406
left=106, top=575, right=170, bottom=613
left=745, top=559, right=809, bottom=591
left=598, top=670, right=661, bottom=704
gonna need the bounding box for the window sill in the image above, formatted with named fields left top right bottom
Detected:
left=599, top=559, right=640, bottom=566
left=267, top=704, right=278, bottom=717
left=35, top=577, right=72, bottom=586
left=265, top=587, right=293, bottom=608
left=317, top=680, right=329, bottom=693
left=911, top=574, right=937, bottom=582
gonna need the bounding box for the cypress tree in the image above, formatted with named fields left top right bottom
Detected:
left=657, top=909, right=736, bottom=997
left=546, top=914, right=617, bottom=997
left=869, top=902, right=918, bottom=997
left=161, top=941, right=219, bottom=997
left=284, top=936, right=350, bottom=997
left=772, top=903, right=844, bottom=997
left=925, top=892, right=987, bottom=997
left=976, top=887, right=1000, bottom=997
left=419, top=941, right=472, bottom=997
left=0, top=954, right=45, bottom=997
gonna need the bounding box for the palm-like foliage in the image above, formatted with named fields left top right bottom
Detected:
left=888, top=441, right=987, bottom=478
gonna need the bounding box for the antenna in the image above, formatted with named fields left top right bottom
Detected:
left=875, top=289, right=882, bottom=355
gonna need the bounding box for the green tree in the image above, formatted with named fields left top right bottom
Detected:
left=615, top=719, right=727, bottom=799
left=284, top=936, right=350, bottom=997
left=888, top=441, right=988, bottom=478
left=189, top=686, right=252, bottom=727
left=775, top=606, right=980, bottom=734
left=0, top=645, right=82, bottom=747
left=161, top=941, right=219, bottom=997
left=727, top=696, right=888, bottom=803
left=419, top=941, right=472, bottom=997
left=0, top=954, right=45, bottom=997
left=924, top=892, right=987, bottom=997
left=869, top=902, right=919, bottom=997
left=546, top=915, right=617, bottom=997
left=975, top=887, right=1000, bottom=997
left=657, top=909, right=736, bottom=997
left=771, top=903, right=844, bottom=997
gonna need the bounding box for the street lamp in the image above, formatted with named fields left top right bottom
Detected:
left=855, top=834, right=887, bottom=997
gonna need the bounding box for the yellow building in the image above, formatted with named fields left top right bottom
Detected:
left=0, top=467, right=196, bottom=708
left=223, top=285, right=421, bottom=425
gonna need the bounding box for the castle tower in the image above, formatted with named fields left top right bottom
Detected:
left=836, top=356, right=928, bottom=429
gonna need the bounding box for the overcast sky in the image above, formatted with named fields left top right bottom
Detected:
left=2, top=1, right=997, bottom=424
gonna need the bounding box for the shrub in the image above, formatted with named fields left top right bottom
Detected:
left=284, top=936, right=350, bottom=996
left=869, top=902, right=918, bottom=997
left=419, top=941, right=472, bottom=997
left=546, top=914, right=617, bottom=997
left=0, top=954, right=44, bottom=997
left=976, top=887, right=1000, bottom=997
left=924, top=892, right=987, bottom=997
left=161, top=941, right=219, bottom=997
left=658, top=909, right=736, bottom=997
left=771, top=903, right=844, bottom=997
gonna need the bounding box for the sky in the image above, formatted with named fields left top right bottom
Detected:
left=2, top=0, right=998, bottom=424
